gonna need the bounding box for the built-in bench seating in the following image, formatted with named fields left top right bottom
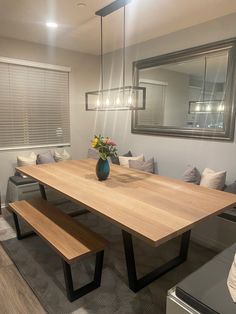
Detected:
left=6, top=175, right=88, bottom=217
left=9, top=199, right=107, bottom=301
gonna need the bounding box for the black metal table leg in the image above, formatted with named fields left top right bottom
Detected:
left=12, top=212, right=36, bottom=240
left=62, top=251, right=104, bottom=302
left=39, top=183, right=47, bottom=200
left=179, top=229, right=191, bottom=261
left=122, top=230, right=191, bottom=292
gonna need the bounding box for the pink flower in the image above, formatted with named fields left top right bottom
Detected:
left=105, top=138, right=116, bottom=146
left=109, top=141, right=117, bottom=146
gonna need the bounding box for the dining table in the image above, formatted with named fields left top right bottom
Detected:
left=16, top=159, right=236, bottom=292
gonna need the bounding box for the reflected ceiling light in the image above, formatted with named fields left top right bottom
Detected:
left=85, top=0, right=146, bottom=111
left=46, top=22, right=58, bottom=28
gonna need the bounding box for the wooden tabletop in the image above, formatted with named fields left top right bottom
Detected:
left=16, top=159, right=236, bottom=247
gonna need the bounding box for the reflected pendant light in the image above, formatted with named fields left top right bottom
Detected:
left=85, top=0, right=146, bottom=111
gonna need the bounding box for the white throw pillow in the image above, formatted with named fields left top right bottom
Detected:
left=200, top=168, right=226, bottom=190
left=54, top=149, right=71, bottom=162
left=17, top=152, right=37, bottom=167
left=119, top=154, right=144, bottom=168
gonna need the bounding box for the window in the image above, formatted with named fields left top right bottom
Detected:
left=0, top=58, right=70, bottom=150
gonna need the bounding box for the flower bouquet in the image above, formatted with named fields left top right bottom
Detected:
left=91, top=135, right=117, bottom=180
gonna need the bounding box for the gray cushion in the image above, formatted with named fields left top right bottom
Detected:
left=36, top=151, right=55, bottom=164
left=87, top=148, right=99, bottom=160
left=183, top=165, right=201, bottom=184
left=129, top=158, right=154, bottom=173
left=225, top=181, right=236, bottom=194
left=10, top=176, right=36, bottom=186
left=111, top=151, right=132, bottom=165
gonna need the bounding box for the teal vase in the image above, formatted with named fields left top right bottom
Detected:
left=96, top=158, right=110, bottom=181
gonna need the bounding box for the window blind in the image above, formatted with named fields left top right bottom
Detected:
left=0, top=61, right=70, bottom=150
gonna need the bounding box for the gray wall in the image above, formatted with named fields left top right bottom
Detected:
left=139, top=68, right=189, bottom=127
left=92, top=13, right=236, bottom=251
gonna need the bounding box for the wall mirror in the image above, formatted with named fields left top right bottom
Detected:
left=132, top=39, right=236, bottom=140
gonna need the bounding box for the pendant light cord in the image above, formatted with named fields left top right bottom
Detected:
left=123, top=5, right=126, bottom=88
left=100, top=5, right=127, bottom=92
left=100, top=16, right=104, bottom=91
left=203, top=56, right=207, bottom=103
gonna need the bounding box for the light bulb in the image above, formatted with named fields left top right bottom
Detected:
left=206, top=105, right=211, bottom=111
left=116, top=97, right=120, bottom=105
left=128, top=96, right=132, bottom=105
left=217, top=105, right=225, bottom=112
left=96, top=99, right=100, bottom=107
left=195, top=105, right=200, bottom=111
left=105, top=98, right=110, bottom=106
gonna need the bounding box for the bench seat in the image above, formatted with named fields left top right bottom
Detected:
left=10, top=199, right=107, bottom=263
left=9, top=199, right=107, bottom=301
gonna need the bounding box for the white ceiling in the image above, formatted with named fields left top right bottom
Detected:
left=0, top=0, right=236, bottom=55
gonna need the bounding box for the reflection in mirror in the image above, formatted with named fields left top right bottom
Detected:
left=132, top=40, right=236, bottom=140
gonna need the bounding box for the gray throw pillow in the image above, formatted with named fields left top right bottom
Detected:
left=111, top=150, right=132, bottom=165
left=87, top=148, right=99, bottom=160
left=183, top=165, right=201, bottom=184
left=225, top=181, right=236, bottom=194
left=129, top=158, right=154, bottom=173
left=37, top=151, right=55, bottom=164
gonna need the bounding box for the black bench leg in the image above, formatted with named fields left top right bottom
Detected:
left=12, top=212, right=36, bottom=240
left=122, top=230, right=191, bottom=292
left=39, top=184, right=47, bottom=200
left=62, top=251, right=104, bottom=302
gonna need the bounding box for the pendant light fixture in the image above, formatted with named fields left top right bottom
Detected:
left=85, top=0, right=146, bottom=111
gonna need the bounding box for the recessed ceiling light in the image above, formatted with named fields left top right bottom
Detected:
left=46, top=22, right=58, bottom=28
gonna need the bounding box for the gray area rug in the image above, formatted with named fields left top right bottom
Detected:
left=1, top=202, right=217, bottom=314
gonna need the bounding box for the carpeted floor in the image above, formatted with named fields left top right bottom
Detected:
left=1, top=202, right=217, bottom=314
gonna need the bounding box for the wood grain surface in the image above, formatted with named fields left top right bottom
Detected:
left=0, top=244, right=12, bottom=268
left=9, top=198, right=107, bottom=263
left=16, top=159, right=236, bottom=247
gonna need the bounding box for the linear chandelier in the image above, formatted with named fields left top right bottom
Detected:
left=85, top=0, right=146, bottom=111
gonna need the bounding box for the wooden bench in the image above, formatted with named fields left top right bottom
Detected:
left=9, top=198, right=107, bottom=302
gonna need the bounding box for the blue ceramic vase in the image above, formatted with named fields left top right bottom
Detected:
left=96, top=158, right=110, bottom=181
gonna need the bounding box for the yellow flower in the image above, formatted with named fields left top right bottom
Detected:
left=91, top=137, right=98, bottom=148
